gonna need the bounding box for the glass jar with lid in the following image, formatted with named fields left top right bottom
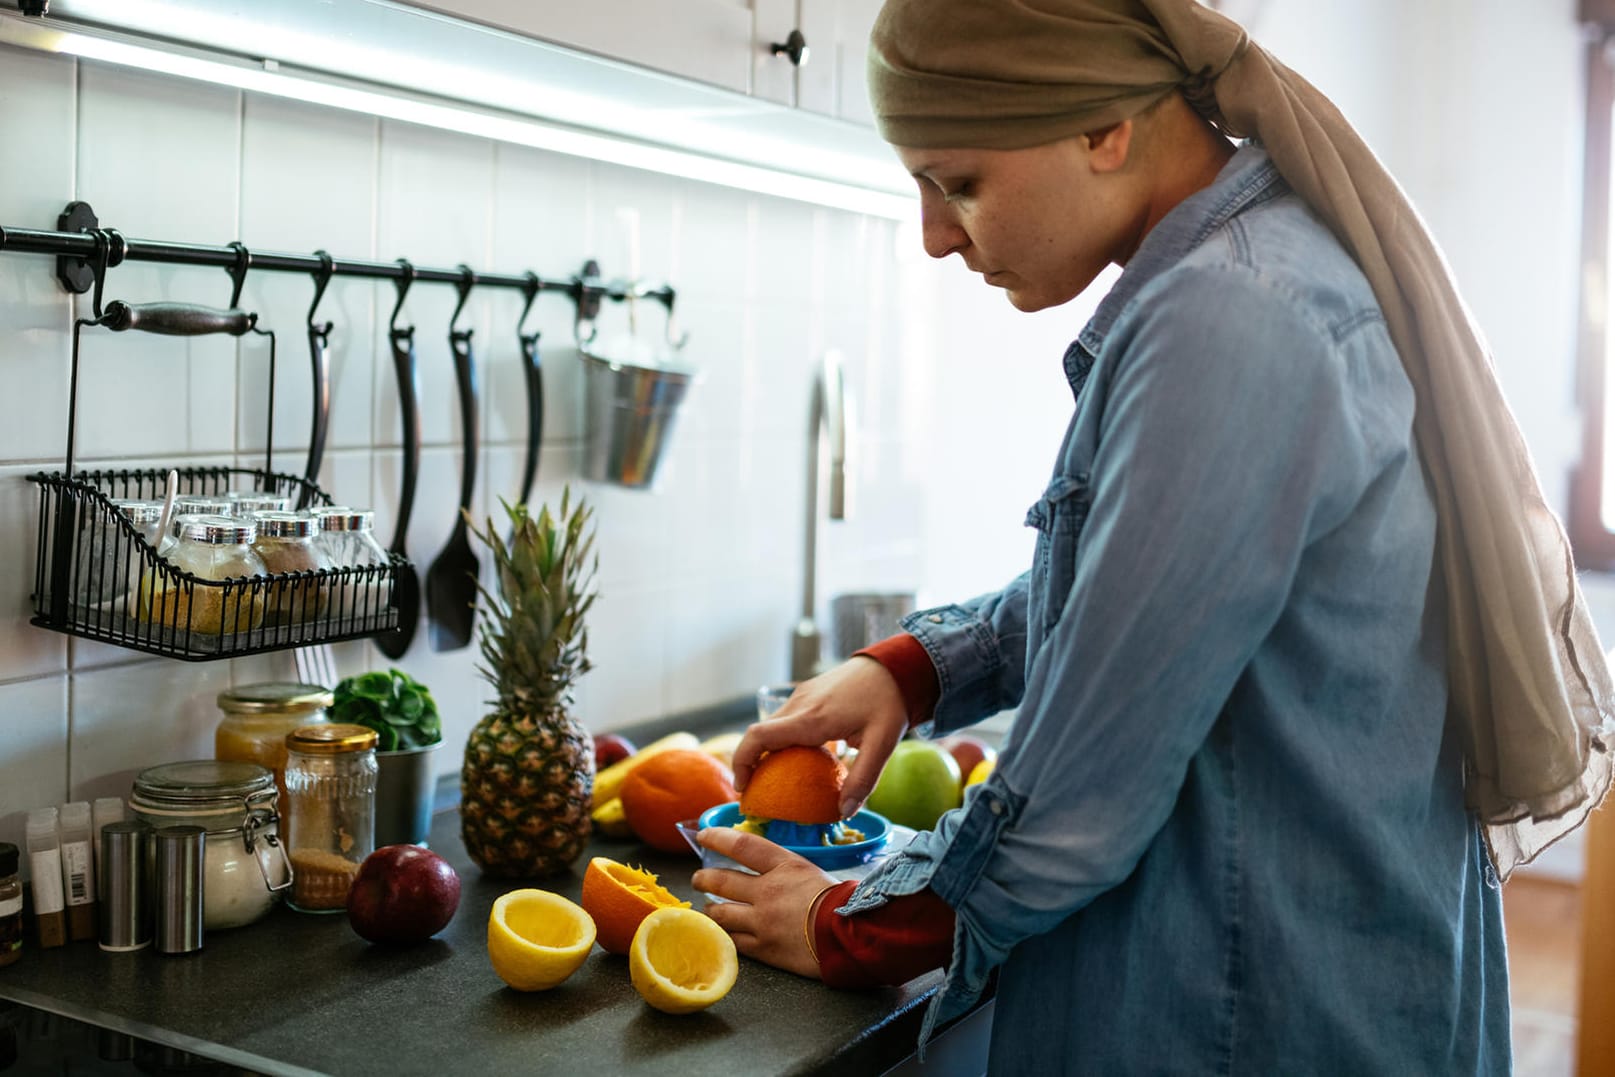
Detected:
left=215, top=683, right=334, bottom=804
left=226, top=491, right=292, bottom=515
left=129, top=760, right=292, bottom=930
left=283, top=723, right=378, bottom=913
left=144, top=514, right=267, bottom=634
left=251, top=511, right=331, bottom=626
left=311, top=508, right=391, bottom=620
left=174, top=494, right=234, bottom=517
left=77, top=498, right=165, bottom=611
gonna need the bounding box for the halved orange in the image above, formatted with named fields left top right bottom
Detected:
left=487, top=889, right=596, bottom=991
left=580, top=856, right=691, bottom=955
left=629, top=906, right=738, bottom=1014
left=739, top=744, right=846, bottom=824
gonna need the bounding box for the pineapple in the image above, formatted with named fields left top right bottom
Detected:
left=461, top=491, right=598, bottom=878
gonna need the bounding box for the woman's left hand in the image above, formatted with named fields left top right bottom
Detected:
left=694, top=827, right=841, bottom=980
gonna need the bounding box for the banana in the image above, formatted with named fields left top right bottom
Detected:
left=590, top=796, right=634, bottom=839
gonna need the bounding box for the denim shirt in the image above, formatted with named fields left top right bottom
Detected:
left=843, top=146, right=1509, bottom=1074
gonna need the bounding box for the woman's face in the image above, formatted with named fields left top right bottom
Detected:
left=896, top=132, right=1142, bottom=312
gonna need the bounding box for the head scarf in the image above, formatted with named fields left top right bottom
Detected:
left=869, top=0, right=1614, bottom=877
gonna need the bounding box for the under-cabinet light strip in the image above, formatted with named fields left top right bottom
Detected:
left=0, top=15, right=916, bottom=221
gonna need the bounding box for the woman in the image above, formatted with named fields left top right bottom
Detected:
left=694, top=1, right=1614, bottom=1071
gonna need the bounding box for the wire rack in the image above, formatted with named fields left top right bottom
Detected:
left=29, top=466, right=401, bottom=661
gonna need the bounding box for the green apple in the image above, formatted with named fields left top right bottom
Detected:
left=867, top=740, right=963, bottom=830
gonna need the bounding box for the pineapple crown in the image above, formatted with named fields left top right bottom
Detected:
left=467, top=489, right=598, bottom=711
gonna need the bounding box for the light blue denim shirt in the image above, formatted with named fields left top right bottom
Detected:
left=842, top=145, right=1509, bottom=1074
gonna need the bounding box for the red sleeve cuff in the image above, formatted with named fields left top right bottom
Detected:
left=854, top=633, right=940, bottom=729
left=813, top=879, right=956, bottom=989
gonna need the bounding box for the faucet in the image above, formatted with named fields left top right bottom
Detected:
left=791, top=351, right=848, bottom=682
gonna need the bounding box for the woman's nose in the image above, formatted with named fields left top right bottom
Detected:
left=920, top=204, right=967, bottom=260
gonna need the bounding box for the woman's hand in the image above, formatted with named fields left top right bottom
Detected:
left=734, top=656, right=910, bottom=819
left=694, top=827, right=840, bottom=979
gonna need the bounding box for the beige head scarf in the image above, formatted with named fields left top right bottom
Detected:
left=869, top=0, right=1614, bottom=877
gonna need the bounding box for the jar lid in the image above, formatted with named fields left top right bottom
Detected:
left=170, top=514, right=256, bottom=545
left=229, top=492, right=293, bottom=514
left=133, top=760, right=274, bottom=803
left=111, top=498, right=164, bottom=524
left=0, top=841, right=16, bottom=876
left=217, top=682, right=334, bottom=715
left=286, top=723, right=378, bottom=754
left=253, top=510, right=316, bottom=539
left=311, top=507, right=375, bottom=533
left=174, top=496, right=233, bottom=515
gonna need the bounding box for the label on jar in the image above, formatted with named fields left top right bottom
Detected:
left=61, top=841, right=93, bottom=907
left=0, top=895, right=20, bottom=918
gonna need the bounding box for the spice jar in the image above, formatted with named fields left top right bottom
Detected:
left=0, top=842, right=20, bottom=967
left=215, top=683, right=334, bottom=804
left=174, top=495, right=233, bottom=517
left=129, top=761, right=292, bottom=930
left=283, top=723, right=378, bottom=913
left=145, top=515, right=267, bottom=634
left=251, top=511, right=331, bottom=626
left=226, top=491, right=292, bottom=515
left=77, top=499, right=164, bottom=611
left=311, top=508, right=391, bottom=620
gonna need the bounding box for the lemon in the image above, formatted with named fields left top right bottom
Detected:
left=628, top=907, right=738, bottom=1014
left=967, top=758, right=995, bottom=786
left=487, top=889, right=597, bottom=991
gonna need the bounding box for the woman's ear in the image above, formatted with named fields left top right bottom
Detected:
left=1084, top=119, right=1135, bottom=173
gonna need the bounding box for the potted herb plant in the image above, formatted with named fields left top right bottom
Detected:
left=331, top=668, right=443, bottom=847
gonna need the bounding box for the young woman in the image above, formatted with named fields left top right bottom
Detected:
left=695, top=2, right=1614, bottom=1071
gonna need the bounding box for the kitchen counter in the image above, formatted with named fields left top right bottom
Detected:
left=0, top=799, right=965, bottom=1076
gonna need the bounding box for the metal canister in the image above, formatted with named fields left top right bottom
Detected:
left=98, top=821, right=150, bottom=953
left=154, top=825, right=205, bottom=954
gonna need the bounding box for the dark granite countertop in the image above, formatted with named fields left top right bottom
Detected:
left=0, top=700, right=964, bottom=1077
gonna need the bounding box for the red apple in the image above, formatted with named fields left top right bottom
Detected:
left=593, top=732, right=636, bottom=770
left=940, top=735, right=997, bottom=785
left=346, top=844, right=461, bottom=945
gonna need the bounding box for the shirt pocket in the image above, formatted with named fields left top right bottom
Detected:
left=1025, top=472, right=1091, bottom=634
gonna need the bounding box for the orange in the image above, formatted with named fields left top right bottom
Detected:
left=619, top=749, right=737, bottom=854
left=580, top=856, right=691, bottom=955
left=739, top=744, right=846, bottom=824
left=629, top=906, right=738, bottom=1014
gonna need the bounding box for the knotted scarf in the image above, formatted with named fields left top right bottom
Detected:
left=869, top=0, right=1613, bottom=876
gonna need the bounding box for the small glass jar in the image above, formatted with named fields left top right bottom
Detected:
left=174, top=495, right=234, bottom=517
left=0, top=841, right=21, bottom=967
left=145, top=514, right=267, bottom=634
left=226, top=491, right=292, bottom=515
left=77, top=498, right=164, bottom=610
left=311, top=508, right=391, bottom=619
left=215, top=683, right=334, bottom=805
left=129, top=760, right=292, bottom=930
left=283, top=723, right=378, bottom=913
left=251, top=511, right=331, bottom=626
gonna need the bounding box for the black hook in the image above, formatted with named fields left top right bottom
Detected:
left=518, top=270, right=542, bottom=340
left=307, top=249, right=336, bottom=332
left=450, top=263, right=475, bottom=337
left=390, top=258, right=415, bottom=334
left=87, top=229, right=114, bottom=322
left=226, top=240, right=251, bottom=310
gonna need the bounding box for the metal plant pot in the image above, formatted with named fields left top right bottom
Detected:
left=375, top=743, right=440, bottom=847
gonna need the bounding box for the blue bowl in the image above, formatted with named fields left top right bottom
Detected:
left=695, top=801, right=891, bottom=870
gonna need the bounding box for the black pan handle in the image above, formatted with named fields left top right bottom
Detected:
left=390, top=327, right=421, bottom=555
left=450, top=328, right=479, bottom=522
left=302, top=321, right=332, bottom=498
left=103, top=301, right=255, bottom=336
left=517, top=331, right=543, bottom=507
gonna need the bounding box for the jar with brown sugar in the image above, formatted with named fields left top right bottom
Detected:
left=283, top=723, right=377, bottom=913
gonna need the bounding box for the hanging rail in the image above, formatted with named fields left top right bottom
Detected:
left=0, top=201, right=680, bottom=342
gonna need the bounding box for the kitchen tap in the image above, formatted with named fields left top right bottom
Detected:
left=791, top=351, right=848, bottom=683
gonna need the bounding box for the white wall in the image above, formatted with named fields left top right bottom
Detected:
left=0, top=0, right=1597, bottom=881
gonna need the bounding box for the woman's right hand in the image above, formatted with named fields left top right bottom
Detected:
left=733, top=656, right=910, bottom=820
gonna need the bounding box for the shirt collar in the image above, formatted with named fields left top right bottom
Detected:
left=1066, top=143, right=1287, bottom=391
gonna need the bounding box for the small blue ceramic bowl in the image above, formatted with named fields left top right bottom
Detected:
left=694, top=801, right=891, bottom=870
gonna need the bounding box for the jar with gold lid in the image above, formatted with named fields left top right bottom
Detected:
left=283, top=723, right=378, bottom=913
left=215, top=683, right=333, bottom=805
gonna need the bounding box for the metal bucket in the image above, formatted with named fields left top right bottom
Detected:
left=580, top=350, right=697, bottom=489
left=375, top=743, right=439, bottom=847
